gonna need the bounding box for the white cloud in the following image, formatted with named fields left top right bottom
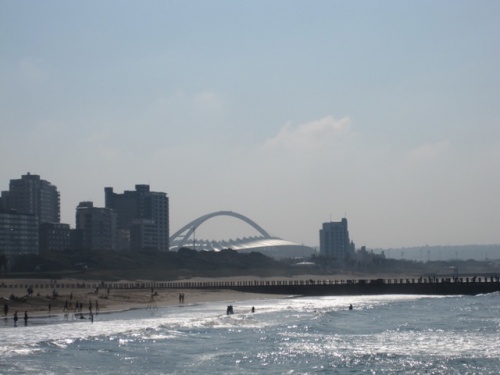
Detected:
left=264, top=115, right=352, bottom=150
left=408, top=140, right=451, bottom=161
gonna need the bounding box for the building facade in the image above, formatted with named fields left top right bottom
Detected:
left=0, top=210, right=39, bottom=257
left=39, top=222, right=71, bottom=253
left=3, top=173, right=60, bottom=224
left=0, top=173, right=61, bottom=257
left=319, top=218, right=355, bottom=262
left=75, top=202, right=117, bottom=252
left=105, top=185, right=169, bottom=252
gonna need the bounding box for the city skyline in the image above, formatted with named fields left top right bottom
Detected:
left=1, top=1, right=499, bottom=248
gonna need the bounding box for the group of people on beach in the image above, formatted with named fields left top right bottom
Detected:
left=3, top=298, right=102, bottom=326
left=14, top=311, right=28, bottom=326
left=4, top=303, right=29, bottom=326
left=61, top=299, right=98, bottom=321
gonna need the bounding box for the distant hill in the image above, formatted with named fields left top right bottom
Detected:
left=372, top=244, right=500, bottom=262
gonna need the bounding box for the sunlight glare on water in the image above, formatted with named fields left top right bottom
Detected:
left=1, top=293, right=499, bottom=374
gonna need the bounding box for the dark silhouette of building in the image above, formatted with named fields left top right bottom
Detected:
left=0, top=173, right=61, bottom=257
left=39, top=222, right=71, bottom=253
left=0, top=210, right=39, bottom=257
left=319, top=218, right=355, bottom=263
left=75, top=202, right=117, bottom=251
left=2, top=173, right=60, bottom=224
left=105, top=185, right=169, bottom=252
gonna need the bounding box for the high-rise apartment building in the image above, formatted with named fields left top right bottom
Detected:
left=105, top=185, right=169, bottom=252
left=0, top=173, right=61, bottom=257
left=319, top=218, right=355, bottom=262
left=2, top=173, right=60, bottom=224
left=75, top=202, right=117, bottom=251
left=39, top=222, right=71, bottom=253
left=0, top=210, right=39, bottom=257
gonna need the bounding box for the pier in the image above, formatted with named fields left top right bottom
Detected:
left=3, top=276, right=500, bottom=296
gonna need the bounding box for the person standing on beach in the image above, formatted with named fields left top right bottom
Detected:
left=3, top=303, right=8, bottom=317
left=24, top=311, right=28, bottom=326
left=13, top=311, right=18, bottom=326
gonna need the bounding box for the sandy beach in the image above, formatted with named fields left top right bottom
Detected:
left=0, top=273, right=410, bottom=320
left=0, top=280, right=277, bottom=320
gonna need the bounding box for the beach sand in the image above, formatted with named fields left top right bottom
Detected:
left=1, top=273, right=411, bottom=319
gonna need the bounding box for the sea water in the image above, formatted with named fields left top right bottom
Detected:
left=0, top=293, right=499, bottom=374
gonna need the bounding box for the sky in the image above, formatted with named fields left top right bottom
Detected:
left=1, top=1, right=499, bottom=249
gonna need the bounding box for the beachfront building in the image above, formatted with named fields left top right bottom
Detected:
left=319, top=218, right=355, bottom=264
left=2, top=173, right=60, bottom=224
left=39, top=222, right=71, bottom=253
left=0, top=210, right=39, bottom=257
left=0, top=173, right=62, bottom=256
left=105, top=185, right=169, bottom=252
left=75, top=202, right=118, bottom=252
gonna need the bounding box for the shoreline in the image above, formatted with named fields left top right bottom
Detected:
left=2, top=273, right=498, bottom=326
left=0, top=272, right=426, bottom=321
left=0, top=298, right=265, bottom=328
left=0, top=284, right=295, bottom=329
left=1, top=276, right=302, bottom=320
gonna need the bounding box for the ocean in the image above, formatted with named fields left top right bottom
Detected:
left=1, top=292, right=499, bottom=374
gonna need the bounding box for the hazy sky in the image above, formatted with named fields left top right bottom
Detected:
left=1, top=1, right=499, bottom=249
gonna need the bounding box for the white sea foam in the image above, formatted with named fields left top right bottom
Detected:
left=1, top=294, right=499, bottom=374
